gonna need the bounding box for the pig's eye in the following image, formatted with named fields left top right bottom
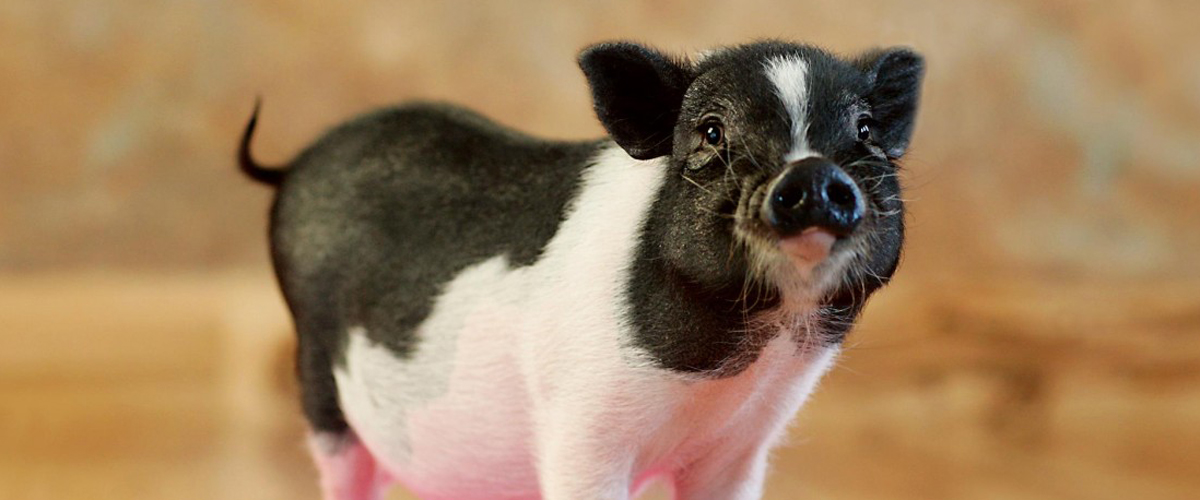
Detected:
left=856, top=116, right=872, bottom=142
left=701, top=123, right=724, bottom=147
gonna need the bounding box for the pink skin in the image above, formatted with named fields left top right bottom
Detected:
left=631, top=468, right=675, bottom=499
left=778, top=227, right=836, bottom=270
left=308, top=433, right=392, bottom=500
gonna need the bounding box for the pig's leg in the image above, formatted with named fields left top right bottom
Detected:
left=308, top=432, right=390, bottom=500
left=536, top=415, right=634, bottom=500
left=672, top=444, right=771, bottom=500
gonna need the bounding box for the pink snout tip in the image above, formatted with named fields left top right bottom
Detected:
left=778, top=227, right=837, bottom=265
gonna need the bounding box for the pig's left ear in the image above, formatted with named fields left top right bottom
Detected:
left=857, top=47, right=925, bottom=158
left=579, top=42, right=694, bottom=160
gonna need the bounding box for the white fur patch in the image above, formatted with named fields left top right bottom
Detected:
left=765, top=55, right=816, bottom=162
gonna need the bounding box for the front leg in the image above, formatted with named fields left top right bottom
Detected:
left=536, top=417, right=635, bottom=500
left=672, top=444, right=771, bottom=500
left=307, top=431, right=391, bottom=500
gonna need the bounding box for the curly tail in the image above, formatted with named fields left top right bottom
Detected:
left=239, top=98, right=285, bottom=186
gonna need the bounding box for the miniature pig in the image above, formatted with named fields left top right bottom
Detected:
left=240, top=40, right=923, bottom=500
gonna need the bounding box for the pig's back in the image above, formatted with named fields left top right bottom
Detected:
left=270, top=101, right=601, bottom=361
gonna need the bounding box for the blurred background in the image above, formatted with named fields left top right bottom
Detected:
left=2, top=1, right=1198, bottom=499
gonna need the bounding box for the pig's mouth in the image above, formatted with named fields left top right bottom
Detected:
left=731, top=179, right=865, bottom=305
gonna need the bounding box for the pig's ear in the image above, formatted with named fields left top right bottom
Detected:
left=857, top=47, right=925, bottom=158
left=579, top=42, right=694, bottom=160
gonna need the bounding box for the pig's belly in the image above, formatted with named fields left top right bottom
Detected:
left=334, top=311, right=541, bottom=499
left=378, top=395, right=540, bottom=500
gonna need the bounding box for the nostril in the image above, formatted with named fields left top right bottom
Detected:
left=825, top=178, right=858, bottom=211
left=773, top=182, right=808, bottom=211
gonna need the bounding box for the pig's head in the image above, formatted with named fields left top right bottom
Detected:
left=580, top=41, right=923, bottom=345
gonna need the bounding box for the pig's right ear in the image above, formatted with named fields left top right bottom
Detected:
left=579, top=42, right=694, bottom=160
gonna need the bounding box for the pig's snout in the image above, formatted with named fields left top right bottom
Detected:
left=762, top=157, right=864, bottom=239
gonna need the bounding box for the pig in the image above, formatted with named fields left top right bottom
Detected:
left=239, top=40, right=923, bottom=500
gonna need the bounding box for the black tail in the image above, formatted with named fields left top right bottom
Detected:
left=239, top=98, right=285, bottom=186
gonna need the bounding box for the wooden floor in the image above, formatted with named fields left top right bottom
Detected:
left=2, top=270, right=1196, bottom=500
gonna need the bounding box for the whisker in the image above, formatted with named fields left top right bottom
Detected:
left=681, top=173, right=713, bottom=194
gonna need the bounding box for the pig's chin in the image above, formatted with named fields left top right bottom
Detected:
left=735, top=226, right=852, bottom=308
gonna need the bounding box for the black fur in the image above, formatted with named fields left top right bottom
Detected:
left=251, top=103, right=598, bottom=432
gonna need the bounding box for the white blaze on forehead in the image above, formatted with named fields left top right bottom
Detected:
left=765, top=55, right=816, bottom=162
